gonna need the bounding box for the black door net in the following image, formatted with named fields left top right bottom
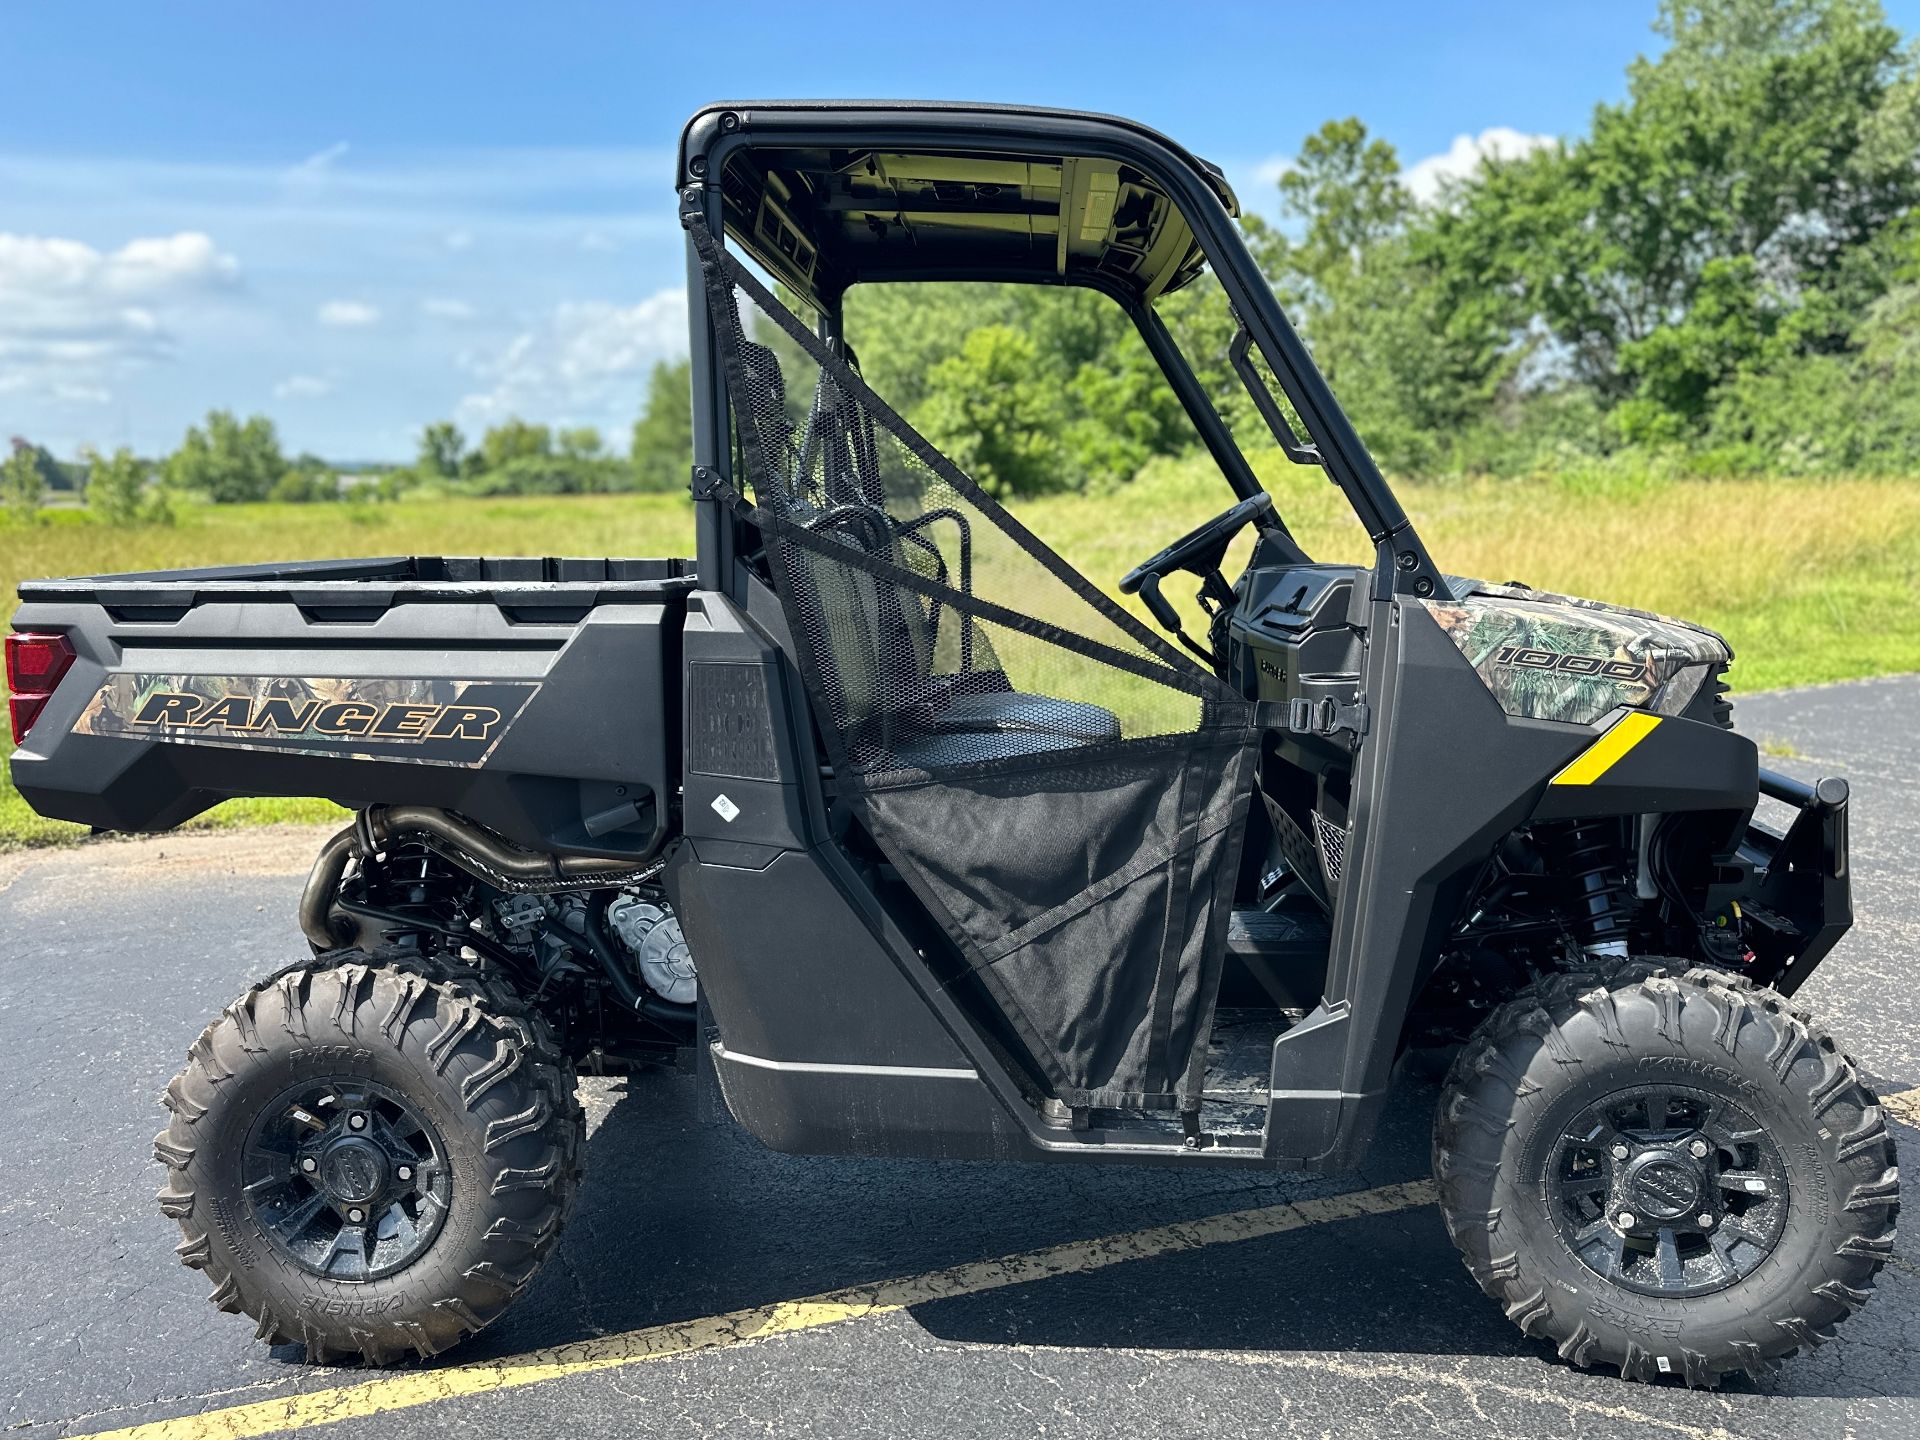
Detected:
left=689, top=215, right=1258, bottom=1112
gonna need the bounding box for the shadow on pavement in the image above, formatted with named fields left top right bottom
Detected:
left=261, top=1068, right=1913, bottom=1404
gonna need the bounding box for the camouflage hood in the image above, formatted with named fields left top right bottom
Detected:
left=1420, top=577, right=1731, bottom=727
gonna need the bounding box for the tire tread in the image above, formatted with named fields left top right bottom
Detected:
left=155, top=948, right=584, bottom=1366
left=1433, top=960, right=1898, bottom=1387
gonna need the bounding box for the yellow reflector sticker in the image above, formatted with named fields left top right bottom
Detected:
left=1549, top=711, right=1663, bottom=786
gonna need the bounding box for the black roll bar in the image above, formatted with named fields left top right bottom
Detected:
left=678, top=102, right=1451, bottom=601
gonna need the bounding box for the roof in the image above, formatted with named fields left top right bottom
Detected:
left=678, top=101, right=1240, bottom=306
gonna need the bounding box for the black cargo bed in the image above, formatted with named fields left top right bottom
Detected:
left=18, top=556, right=697, bottom=625
left=10, top=554, right=696, bottom=849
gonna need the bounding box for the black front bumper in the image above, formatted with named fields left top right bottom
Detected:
left=1735, top=767, right=1853, bottom=996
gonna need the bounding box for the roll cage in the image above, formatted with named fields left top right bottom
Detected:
left=677, top=100, right=1451, bottom=606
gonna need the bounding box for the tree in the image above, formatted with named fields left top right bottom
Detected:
left=1434, top=0, right=1920, bottom=420
left=269, top=459, right=342, bottom=503
left=417, top=421, right=466, bottom=480
left=3, top=438, right=45, bottom=521
left=1260, top=118, right=1412, bottom=303
left=1613, top=256, right=1798, bottom=439
left=479, top=418, right=552, bottom=473
left=842, top=281, right=1198, bottom=489
left=915, top=326, right=1065, bottom=498
left=1062, top=347, right=1190, bottom=489
left=163, top=410, right=287, bottom=502
left=10, top=440, right=70, bottom=496
left=82, top=445, right=153, bottom=525
left=465, top=454, right=625, bottom=496
left=1253, top=119, right=1513, bottom=473
left=842, top=285, right=1023, bottom=418
left=630, top=358, right=693, bottom=492
left=557, top=425, right=603, bottom=461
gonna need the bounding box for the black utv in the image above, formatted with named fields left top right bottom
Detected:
left=6, top=102, right=1893, bottom=1386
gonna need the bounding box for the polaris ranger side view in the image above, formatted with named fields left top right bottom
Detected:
left=6, top=102, right=1892, bottom=1385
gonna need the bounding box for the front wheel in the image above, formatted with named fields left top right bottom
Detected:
left=154, top=951, right=584, bottom=1364
left=1434, top=962, right=1898, bottom=1386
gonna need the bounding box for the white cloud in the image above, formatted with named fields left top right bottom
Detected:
left=0, top=143, right=684, bottom=455
left=0, top=230, right=237, bottom=299
left=1252, top=155, right=1296, bottom=189
left=421, top=297, right=475, bottom=321
left=0, top=230, right=240, bottom=402
left=274, top=373, right=334, bottom=399
left=456, top=287, right=687, bottom=428
left=317, top=299, right=381, bottom=328
left=286, top=141, right=350, bottom=181
left=1223, top=154, right=1297, bottom=220
left=1402, top=127, right=1555, bottom=204
left=579, top=228, right=618, bottom=253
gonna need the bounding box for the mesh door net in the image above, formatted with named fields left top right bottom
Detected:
left=691, top=218, right=1257, bottom=1112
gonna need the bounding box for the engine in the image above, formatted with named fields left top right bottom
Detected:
left=315, top=820, right=697, bottom=1065
left=485, top=889, right=695, bottom=1002
left=605, top=895, right=697, bottom=1005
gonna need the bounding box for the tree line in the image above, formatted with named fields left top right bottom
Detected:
left=2, top=397, right=695, bottom=525
left=7, top=0, right=1914, bottom=526
left=682, top=0, right=1920, bottom=496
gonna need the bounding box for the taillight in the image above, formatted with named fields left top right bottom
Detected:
left=5, top=632, right=76, bottom=744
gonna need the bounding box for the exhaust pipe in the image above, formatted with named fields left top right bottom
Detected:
left=364, top=806, right=652, bottom=887
left=300, top=825, right=361, bottom=950
left=299, top=806, right=660, bottom=950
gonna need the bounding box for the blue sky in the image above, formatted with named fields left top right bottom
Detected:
left=4, top=0, right=1915, bottom=462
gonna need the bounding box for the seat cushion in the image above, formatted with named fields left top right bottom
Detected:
left=933, top=691, right=1122, bottom=743
left=888, top=690, right=1123, bottom=770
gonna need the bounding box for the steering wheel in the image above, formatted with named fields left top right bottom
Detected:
left=1119, top=492, right=1275, bottom=596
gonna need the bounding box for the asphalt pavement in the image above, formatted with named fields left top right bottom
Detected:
left=1, top=675, right=1916, bottom=1440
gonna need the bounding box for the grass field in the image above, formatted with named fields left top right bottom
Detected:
left=4, top=456, right=1917, bottom=848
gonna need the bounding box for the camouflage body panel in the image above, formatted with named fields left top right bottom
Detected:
left=74, top=673, right=537, bottom=766
left=1420, top=580, right=1730, bottom=726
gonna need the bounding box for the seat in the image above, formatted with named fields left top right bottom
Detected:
left=738, top=345, right=1121, bottom=770
left=891, top=690, right=1123, bottom=770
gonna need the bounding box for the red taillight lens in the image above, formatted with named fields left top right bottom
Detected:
left=5, top=632, right=76, bottom=744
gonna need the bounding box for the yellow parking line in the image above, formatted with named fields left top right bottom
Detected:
left=85, top=1179, right=1438, bottom=1440
left=81, top=1084, right=1920, bottom=1439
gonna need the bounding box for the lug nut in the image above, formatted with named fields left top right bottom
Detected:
left=1698, top=1212, right=1715, bottom=1228
left=347, top=1208, right=365, bottom=1224
left=347, top=1113, right=367, bottom=1131
left=1617, top=1211, right=1637, bottom=1229
left=1688, top=1139, right=1710, bottom=1159
left=1610, top=1144, right=1630, bottom=1160
left=396, top=1165, right=413, bottom=1182
left=300, top=1156, right=318, bottom=1173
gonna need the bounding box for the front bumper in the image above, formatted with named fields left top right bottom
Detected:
left=1734, top=767, right=1852, bottom=996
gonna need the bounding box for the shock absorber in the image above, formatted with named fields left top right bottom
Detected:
left=1547, top=820, right=1634, bottom=958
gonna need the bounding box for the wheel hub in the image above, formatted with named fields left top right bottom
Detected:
left=316, top=1136, right=389, bottom=1206
left=1622, top=1151, right=1704, bottom=1223
left=241, top=1079, right=451, bottom=1282
left=1549, top=1081, right=1788, bottom=1298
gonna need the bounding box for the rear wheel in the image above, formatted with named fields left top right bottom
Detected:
left=154, top=951, right=583, bottom=1364
left=1434, top=961, right=1898, bottom=1385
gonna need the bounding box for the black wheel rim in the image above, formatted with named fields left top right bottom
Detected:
left=1549, top=1082, right=1788, bottom=1298
left=242, top=1078, right=452, bottom=1281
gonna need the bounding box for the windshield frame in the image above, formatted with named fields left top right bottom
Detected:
left=681, top=104, right=1450, bottom=602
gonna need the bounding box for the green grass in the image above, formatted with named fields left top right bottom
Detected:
left=5, top=462, right=1917, bottom=849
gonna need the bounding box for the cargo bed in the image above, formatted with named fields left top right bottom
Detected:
left=9, top=556, right=696, bottom=858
